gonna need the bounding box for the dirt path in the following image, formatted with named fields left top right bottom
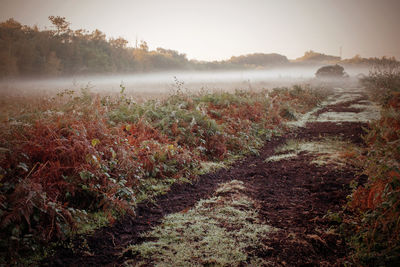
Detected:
left=47, top=87, right=379, bottom=266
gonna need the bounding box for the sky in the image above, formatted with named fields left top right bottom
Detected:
left=0, top=0, right=399, bottom=61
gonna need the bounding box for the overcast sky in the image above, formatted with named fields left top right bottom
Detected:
left=1, top=0, right=399, bottom=61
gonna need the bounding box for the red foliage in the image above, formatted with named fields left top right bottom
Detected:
left=205, top=134, right=227, bottom=160
left=0, top=114, right=142, bottom=245
left=123, top=120, right=169, bottom=147
left=388, top=92, right=400, bottom=110
left=350, top=178, right=389, bottom=212
left=0, top=86, right=324, bottom=261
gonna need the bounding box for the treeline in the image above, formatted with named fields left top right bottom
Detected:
left=0, top=17, right=191, bottom=77
left=340, top=54, right=399, bottom=67
left=294, top=50, right=341, bottom=63
left=0, top=16, right=398, bottom=78
left=294, top=50, right=399, bottom=67
left=0, top=16, right=291, bottom=78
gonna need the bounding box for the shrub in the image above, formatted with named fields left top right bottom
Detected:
left=361, top=64, right=400, bottom=106
left=343, top=67, right=400, bottom=265
left=0, top=84, right=326, bottom=264
left=315, top=64, right=347, bottom=78
left=0, top=94, right=143, bottom=262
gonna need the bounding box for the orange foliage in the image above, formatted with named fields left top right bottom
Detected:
left=350, top=178, right=388, bottom=212
left=123, top=120, right=169, bottom=146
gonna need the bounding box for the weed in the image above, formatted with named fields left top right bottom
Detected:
left=340, top=68, right=400, bottom=265
left=0, top=84, right=326, bottom=264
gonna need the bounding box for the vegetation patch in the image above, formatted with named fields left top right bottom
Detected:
left=337, top=65, right=400, bottom=266
left=307, top=88, right=381, bottom=123
left=315, top=64, right=348, bottom=78
left=198, top=161, right=228, bottom=175
left=0, top=84, right=326, bottom=264
left=327, top=93, right=364, bottom=106
left=266, top=137, right=356, bottom=166
left=316, top=109, right=380, bottom=123
left=265, top=152, right=298, bottom=162
left=285, top=105, right=321, bottom=128
left=123, top=180, right=276, bottom=266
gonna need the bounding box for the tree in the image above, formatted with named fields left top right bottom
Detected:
left=0, top=51, right=18, bottom=77
left=90, top=29, right=106, bottom=42
left=109, top=37, right=128, bottom=49
left=45, top=51, right=62, bottom=75
left=48, top=16, right=70, bottom=37
left=315, top=64, right=347, bottom=78
left=229, top=53, right=289, bottom=67
left=139, top=40, right=149, bottom=52
left=296, top=51, right=340, bottom=63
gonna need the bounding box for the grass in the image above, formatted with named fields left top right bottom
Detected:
left=315, top=109, right=380, bottom=123
left=123, top=180, right=276, bottom=266
left=265, top=137, right=357, bottom=167
left=0, top=84, right=326, bottom=264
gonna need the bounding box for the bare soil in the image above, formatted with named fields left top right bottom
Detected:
left=46, top=89, right=371, bottom=266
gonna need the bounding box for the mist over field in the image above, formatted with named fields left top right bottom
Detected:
left=0, top=13, right=392, bottom=97
left=2, top=0, right=400, bottom=265
left=0, top=66, right=368, bottom=98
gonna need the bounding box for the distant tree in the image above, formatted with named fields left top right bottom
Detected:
left=4, top=17, right=397, bottom=78
left=45, top=51, right=62, bottom=75
left=90, top=29, right=106, bottom=42
left=340, top=55, right=399, bottom=68
left=296, top=51, right=340, bottom=63
left=0, top=19, right=23, bottom=76
left=110, top=37, right=128, bottom=49
left=0, top=51, right=18, bottom=76
left=315, top=64, right=347, bottom=78
left=48, top=16, right=71, bottom=37
left=139, top=40, right=149, bottom=52
left=229, top=53, right=289, bottom=67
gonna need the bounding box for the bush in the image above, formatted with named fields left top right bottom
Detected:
left=0, top=84, right=326, bottom=264
left=361, top=64, right=400, bottom=106
left=343, top=67, right=400, bottom=265
left=315, top=64, right=347, bottom=78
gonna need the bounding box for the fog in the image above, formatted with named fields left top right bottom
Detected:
left=0, top=66, right=369, bottom=99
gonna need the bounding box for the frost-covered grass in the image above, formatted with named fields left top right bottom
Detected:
left=288, top=87, right=381, bottom=126
left=266, top=137, right=357, bottom=166
left=124, top=180, right=276, bottom=266
left=315, top=109, right=380, bottom=123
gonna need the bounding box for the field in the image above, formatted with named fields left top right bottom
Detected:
left=0, top=68, right=399, bottom=265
